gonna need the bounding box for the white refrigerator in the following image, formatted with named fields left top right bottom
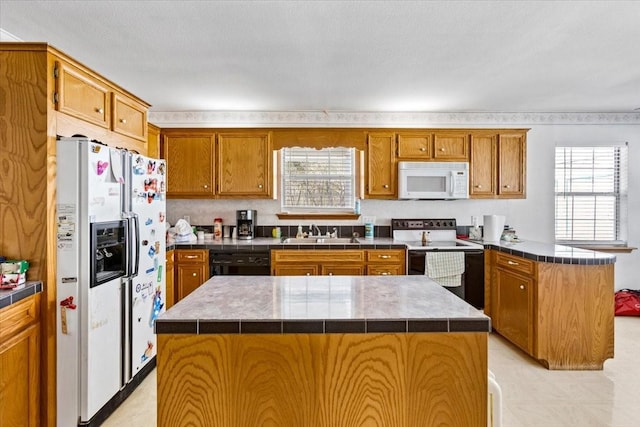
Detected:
left=56, top=137, right=166, bottom=426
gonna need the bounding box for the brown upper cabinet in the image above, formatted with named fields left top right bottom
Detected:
left=469, top=130, right=527, bottom=198
left=217, top=132, right=272, bottom=198
left=397, top=131, right=469, bottom=161
left=432, top=132, right=469, bottom=160
left=161, top=130, right=272, bottom=199
left=55, top=60, right=148, bottom=142
left=162, top=130, right=216, bottom=198
left=397, top=132, right=432, bottom=159
left=366, top=132, right=397, bottom=199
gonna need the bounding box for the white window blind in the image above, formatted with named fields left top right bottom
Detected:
left=554, top=144, right=628, bottom=244
left=281, top=147, right=355, bottom=211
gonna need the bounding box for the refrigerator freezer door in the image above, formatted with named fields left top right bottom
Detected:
left=127, top=153, right=167, bottom=377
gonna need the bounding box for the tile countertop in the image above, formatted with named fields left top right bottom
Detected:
left=483, top=240, right=616, bottom=265
left=168, top=237, right=616, bottom=265
left=0, top=281, right=43, bottom=310
left=155, top=275, right=491, bottom=335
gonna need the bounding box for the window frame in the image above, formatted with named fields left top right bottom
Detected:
left=279, top=147, right=360, bottom=214
left=554, top=143, right=628, bottom=246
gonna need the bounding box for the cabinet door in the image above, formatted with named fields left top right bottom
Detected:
left=217, top=132, right=272, bottom=198
left=469, top=133, right=497, bottom=197
left=0, top=324, right=40, bottom=427
left=433, top=133, right=469, bottom=160
left=498, top=133, right=526, bottom=197
left=495, top=268, right=533, bottom=353
left=321, top=264, right=365, bottom=276
left=162, top=131, right=216, bottom=198
left=112, top=93, right=148, bottom=141
left=272, top=265, right=318, bottom=276
left=397, top=132, right=432, bottom=159
left=177, top=264, right=207, bottom=300
left=366, top=132, right=397, bottom=198
left=55, top=61, right=110, bottom=129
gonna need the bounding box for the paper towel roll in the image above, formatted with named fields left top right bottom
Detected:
left=483, top=215, right=506, bottom=242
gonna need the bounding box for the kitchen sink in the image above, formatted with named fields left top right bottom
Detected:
left=281, top=237, right=359, bottom=244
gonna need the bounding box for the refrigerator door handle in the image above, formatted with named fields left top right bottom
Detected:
left=131, top=212, right=140, bottom=278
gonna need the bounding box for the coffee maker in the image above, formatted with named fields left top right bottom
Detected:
left=236, top=210, right=257, bottom=240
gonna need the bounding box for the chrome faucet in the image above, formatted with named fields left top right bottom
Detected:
left=310, top=224, right=321, bottom=237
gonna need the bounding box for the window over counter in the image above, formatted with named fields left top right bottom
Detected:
left=280, top=147, right=363, bottom=215
left=554, top=143, right=628, bottom=245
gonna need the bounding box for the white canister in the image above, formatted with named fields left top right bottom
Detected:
left=483, top=215, right=506, bottom=242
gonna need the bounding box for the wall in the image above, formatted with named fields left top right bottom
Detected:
left=162, top=119, right=640, bottom=291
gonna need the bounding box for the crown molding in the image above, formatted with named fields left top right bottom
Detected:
left=148, top=111, right=640, bottom=128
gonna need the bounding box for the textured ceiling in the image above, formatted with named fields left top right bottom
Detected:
left=1, top=0, right=639, bottom=113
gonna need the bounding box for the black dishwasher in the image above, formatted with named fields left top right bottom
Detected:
left=209, top=250, right=270, bottom=276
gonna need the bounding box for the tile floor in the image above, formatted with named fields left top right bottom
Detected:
left=103, top=316, right=639, bottom=427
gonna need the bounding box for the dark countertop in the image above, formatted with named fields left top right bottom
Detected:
left=155, top=275, right=490, bottom=335
left=0, top=281, right=43, bottom=310
left=169, top=236, right=616, bottom=265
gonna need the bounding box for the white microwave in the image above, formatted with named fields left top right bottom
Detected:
left=398, top=161, right=469, bottom=200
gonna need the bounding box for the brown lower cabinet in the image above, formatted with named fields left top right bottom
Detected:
left=175, top=249, right=209, bottom=302
left=271, top=249, right=405, bottom=276
left=487, top=250, right=614, bottom=370
left=0, top=294, right=40, bottom=427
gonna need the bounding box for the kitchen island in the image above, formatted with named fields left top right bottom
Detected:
left=484, top=240, right=616, bottom=370
left=155, top=275, right=490, bottom=427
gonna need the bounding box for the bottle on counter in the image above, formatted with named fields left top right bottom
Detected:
left=214, top=218, right=223, bottom=240
left=296, top=225, right=303, bottom=238
left=354, top=198, right=361, bottom=215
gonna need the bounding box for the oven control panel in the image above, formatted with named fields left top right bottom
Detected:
left=391, top=218, right=457, bottom=231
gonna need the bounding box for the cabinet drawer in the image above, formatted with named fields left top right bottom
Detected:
left=366, top=265, right=404, bottom=276
left=112, top=93, right=148, bottom=141
left=272, top=250, right=364, bottom=264
left=0, top=294, right=40, bottom=343
left=56, top=61, right=110, bottom=129
left=365, top=249, right=404, bottom=264
left=495, top=252, right=535, bottom=276
left=176, top=250, right=208, bottom=263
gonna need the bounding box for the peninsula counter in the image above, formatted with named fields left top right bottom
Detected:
left=155, top=275, right=490, bottom=427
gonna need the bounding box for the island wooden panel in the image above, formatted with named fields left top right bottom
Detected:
left=157, top=332, right=487, bottom=427
left=535, top=263, right=614, bottom=370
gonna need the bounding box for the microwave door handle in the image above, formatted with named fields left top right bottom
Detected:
left=450, top=171, right=455, bottom=195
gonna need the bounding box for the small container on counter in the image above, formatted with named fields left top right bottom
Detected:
left=214, top=218, right=223, bottom=240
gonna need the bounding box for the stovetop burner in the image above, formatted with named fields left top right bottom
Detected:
left=391, top=218, right=483, bottom=251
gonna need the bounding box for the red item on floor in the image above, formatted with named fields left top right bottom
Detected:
left=614, top=289, right=640, bottom=316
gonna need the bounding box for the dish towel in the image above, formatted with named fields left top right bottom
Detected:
left=424, top=252, right=465, bottom=287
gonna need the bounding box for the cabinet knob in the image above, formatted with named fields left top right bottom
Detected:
left=504, top=185, right=511, bottom=189
left=119, top=118, right=127, bottom=124
left=383, top=184, right=389, bottom=189
left=420, top=147, right=426, bottom=152
left=475, top=184, right=482, bottom=188
left=519, top=284, right=525, bottom=290
left=96, top=108, right=104, bottom=114
left=258, top=184, right=263, bottom=189
left=203, top=184, right=208, bottom=189
left=378, top=255, right=391, bottom=259
left=440, top=148, right=445, bottom=151
left=380, top=272, right=390, bottom=276
left=328, top=273, right=333, bottom=276
left=306, top=272, right=311, bottom=276
left=185, top=255, right=198, bottom=259
left=507, top=260, right=519, bottom=266
left=192, top=273, right=197, bottom=277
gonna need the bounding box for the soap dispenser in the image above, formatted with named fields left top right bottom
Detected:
left=296, top=225, right=303, bottom=239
